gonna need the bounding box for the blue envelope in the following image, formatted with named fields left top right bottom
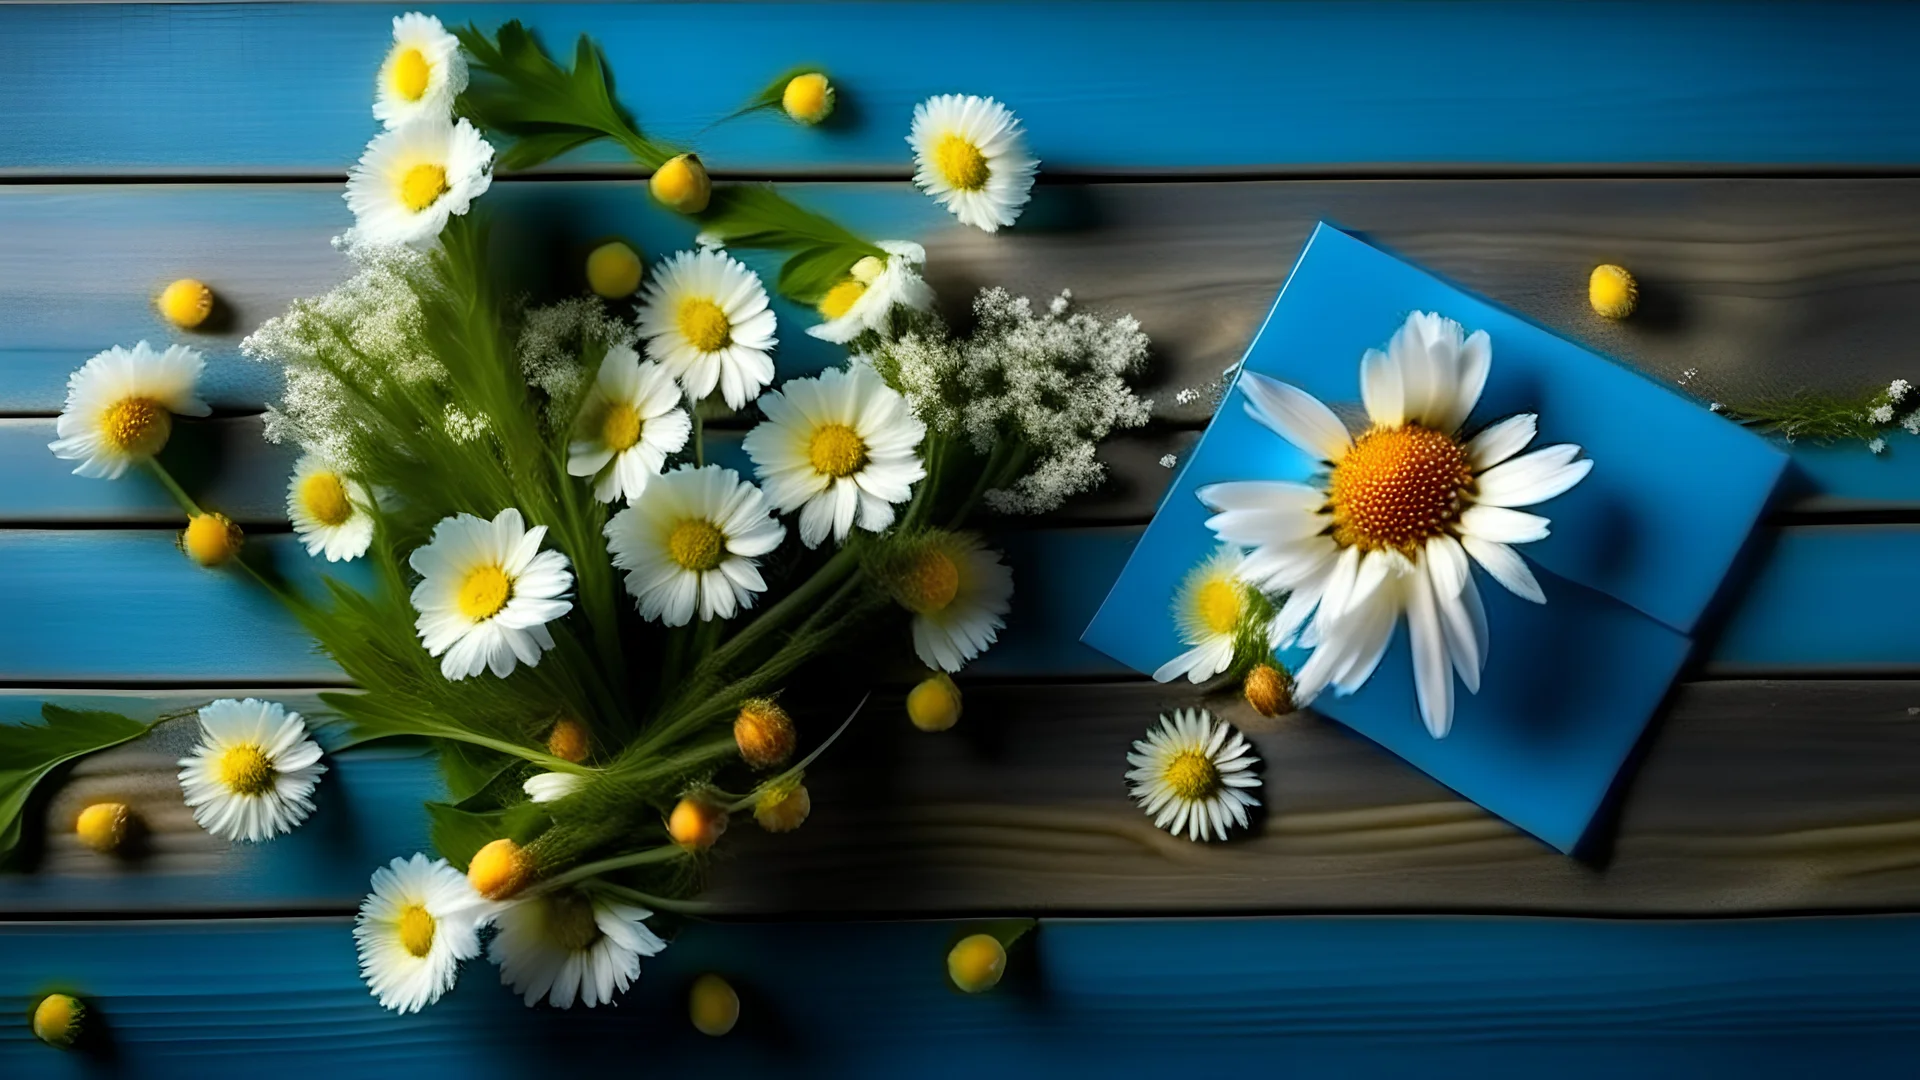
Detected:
left=1082, top=224, right=1787, bottom=853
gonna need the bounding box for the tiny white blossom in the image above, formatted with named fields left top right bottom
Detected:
left=1870, top=437, right=1888, bottom=454
left=1890, top=379, right=1911, bottom=403
left=1158, top=453, right=1178, bottom=469
left=1678, top=367, right=1699, bottom=386
left=1870, top=404, right=1894, bottom=424
left=1903, top=412, right=1920, bottom=435
left=1709, top=402, right=1724, bottom=413
left=1175, top=388, right=1198, bottom=406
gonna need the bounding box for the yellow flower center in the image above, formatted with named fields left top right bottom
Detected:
left=101, top=396, right=170, bottom=456
left=668, top=519, right=726, bottom=572
left=1164, top=749, right=1219, bottom=801
left=217, top=744, right=276, bottom=797
left=299, top=471, right=354, bottom=527
left=817, top=279, right=867, bottom=321
left=457, top=564, right=512, bottom=621
left=398, top=903, right=436, bottom=958
left=896, top=549, right=961, bottom=615
left=545, top=892, right=602, bottom=953
left=933, top=133, right=991, bottom=191
left=1193, top=578, right=1243, bottom=636
left=600, top=402, right=643, bottom=452
left=807, top=422, right=869, bottom=478
left=1328, top=424, right=1472, bottom=553
left=399, top=163, right=449, bottom=213
left=390, top=47, right=431, bottom=102
left=677, top=297, right=731, bottom=353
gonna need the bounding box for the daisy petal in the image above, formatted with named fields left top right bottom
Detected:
left=1460, top=535, right=1546, bottom=604
left=1474, top=445, right=1593, bottom=508
left=1239, top=372, right=1352, bottom=462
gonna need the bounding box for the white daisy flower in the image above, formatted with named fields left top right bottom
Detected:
left=1201, top=311, right=1593, bottom=739
left=604, top=465, right=786, bottom=626
left=882, top=533, right=1014, bottom=672
left=408, top=508, right=575, bottom=681
left=565, top=344, right=693, bottom=504
left=1153, top=544, right=1258, bottom=685
left=49, top=341, right=210, bottom=479
left=806, top=241, right=936, bottom=344
left=489, top=889, right=666, bottom=1009
left=909, top=94, right=1038, bottom=233
left=636, top=249, right=778, bottom=409
left=1126, top=708, right=1261, bottom=843
left=353, top=853, right=488, bottom=1014
left=373, top=12, right=467, bottom=129
left=743, top=364, right=927, bottom=548
left=523, top=771, right=588, bottom=804
left=287, top=454, right=375, bottom=562
left=345, top=115, right=494, bottom=248
left=176, top=698, right=327, bottom=843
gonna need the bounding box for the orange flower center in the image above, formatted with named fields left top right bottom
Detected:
left=1328, top=424, right=1472, bottom=553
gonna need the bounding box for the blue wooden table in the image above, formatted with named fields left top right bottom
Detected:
left=5, top=3, right=1920, bottom=1075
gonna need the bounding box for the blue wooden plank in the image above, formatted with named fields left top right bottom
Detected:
left=0, top=418, right=298, bottom=525
left=5, top=3, right=1920, bottom=174
left=1, top=916, right=1916, bottom=1076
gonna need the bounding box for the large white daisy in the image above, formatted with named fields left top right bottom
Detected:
left=1153, top=544, right=1260, bottom=685
left=743, top=364, right=926, bottom=548
left=565, top=344, right=693, bottom=504
left=177, top=698, right=327, bottom=843
left=806, top=241, right=936, bottom=344
left=345, top=115, right=494, bottom=248
left=489, top=889, right=666, bottom=1009
left=883, top=533, right=1014, bottom=672
left=49, top=341, right=210, bottom=479
left=409, top=508, right=575, bottom=680
left=636, top=249, right=778, bottom=409
left=353, top=853, right=487, bottom=1014
left=604, top=465, right=786, bottom=626
left=287, top=454, right=375, bottom=562
left=909, top=94, right=1038, bottom=233
left=373, top=12, right=467, bottom=129
left=1200, top=311, right=1593, bottom=739
left=1126, top=708, right=1261, bottom=843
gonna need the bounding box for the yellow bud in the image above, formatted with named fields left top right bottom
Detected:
left=849, top=255, right=886, bottom=284
left=781, top=72, right=835, bottom=126
left=1243, top=662, right=1294, bottom=718
left=733, top=698, right=796, bottom=769
left=668, top=796, right=728, bottom=851
left=650, top=153, right=712, bottom=214
left=32, top=993, right=84, bottom=1048
left=467, top=838, right=537, bottom=901
left=75, top=802, right=133, bottom=854
left=586, top=240, right=644, bottom=299
left=907, top=673, right=962, bottom=732
left=689, top=973, right=740, bottom=1036
left=546, top=717, right=591, bottom=764
left=180, top=512, right=244, bottom=568
left=158, top=278, right=214, bottom=330
left=753, top=781, right=811, bottom=834
left=947, top=933, right=1006, bottom=993
left=1589, top=264, right=1639, bottom=319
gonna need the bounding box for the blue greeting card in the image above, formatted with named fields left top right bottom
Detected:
left=1082, top=224, right=1787, bottom=853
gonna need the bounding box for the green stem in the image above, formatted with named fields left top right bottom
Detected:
left=586, top=880, right=721, bottom=915
left=146, top=459, right=201, bottom=517
left=536, top=844, right=689, bottom=895
left=431, top=729, right=592, bottom=775
left=693, top=408, right=706, bottom=468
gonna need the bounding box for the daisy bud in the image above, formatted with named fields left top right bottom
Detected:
left=752, top=781, right=811, bottom=834
left=158, top=278, right=215, bottom=330
left=946, top=933, right=1006, bottom=994
left=781, top=72, right=835, bottom=126
left=689, top=973, right=740, bottom=1036
left=545, top=717, right=591, bottom=763
left=75, top=801, right=134, bottom=854
left=733, top=698, right=796, bottom=769
left=467, top=837, right=536, bottom=901
left=586, top=240, right=644, bottom=299
left=668, top=796, right=728, bottom=850
left=180, top=512, right=245, bottom=568
left=1243, top=662, right=1294, bottom=718
left=1589, top=264, right=1639, bottom=319
left=650, top=153, right=712, bottom=214
left=31, top=993, right=84, bottom=1049
left=907, top=672, right=962, bottom=732
left=849, top=255, right=886, bottom=284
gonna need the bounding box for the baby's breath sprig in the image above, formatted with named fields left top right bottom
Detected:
left=1697, top=375, right=1914, bottom=453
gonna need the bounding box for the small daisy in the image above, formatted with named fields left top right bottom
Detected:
left=743, top=364, right=927, bottom=548
left=177, top=698, right=327, bottom=843
left=373, top=12, right=467, bottom=129
left=909, top=94, right=1038, bottom=233
left=566, top=344, right=693, bottom=504
left=353, top=853, right=488, bottom=1014
left=345, top=115, right=494, bottom=248
left=604, top=465, right=786, bottom=626
left=806, top=241, right=936, bottom=344
left=523, top=772, right=588, bottom=803
left=881, top=532, right=1014, bottom=672
left=49, top=341, right=210, bottom=479
left=409, top=508, right=575, bottom=681
left=636, top=249, right=778, bottom=409
left=1153, top=545, right=1261, bottom=685
left=489, top=889, right=666, bottom=1009
left=1125, top=709, right=1261, bottom=843
left=287, top=454, right=375, bottom=562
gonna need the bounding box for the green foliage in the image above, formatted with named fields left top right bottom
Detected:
left=698, top=185, right=884, bottom=302
left=1717, top=388, right=1902, bottom=447
left=0, top=705, right=149, bottom=864
left=709, top=65, right=825, bottom=127
left=455, top=20, right=679, bottom=170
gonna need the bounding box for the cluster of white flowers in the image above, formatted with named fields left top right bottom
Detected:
left=517, top=296, right=639, bottom=429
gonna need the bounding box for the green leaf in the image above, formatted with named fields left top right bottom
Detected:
left=778, top=244, right=867, bottom=304
left=0, top=705, right=150, bottom=864
left=496, top=129, right=604, bottom=171
left=438, top=739, right=517, bottom=805
left=455, top=20, right=678, bottom=169
left=708, top=65, right=825, bottom=128
left=698, top=186, right=883, bottom=302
